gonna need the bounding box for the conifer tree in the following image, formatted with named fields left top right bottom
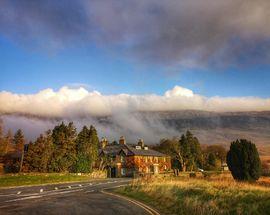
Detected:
left=227, top=139, right=262, bottom=181
left=13, top=129, right=25, bottom=172
left=49, top=122, right=77, bottom=172
left=178, top=131, right=202, bottom=171
left=74, top=125, right=99, bottom=173
left=13, top=129, right=25, bottom=152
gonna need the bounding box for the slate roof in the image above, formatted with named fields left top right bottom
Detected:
left=99, top=142, right=126, bottom=156
left=100, top=143, right=167, bottom=157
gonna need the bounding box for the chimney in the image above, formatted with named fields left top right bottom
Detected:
left=138, top=139, right=144, bottom=148
left=100, top=137, right=108, bottom=148
left=119, top=136, right=126, bottom=145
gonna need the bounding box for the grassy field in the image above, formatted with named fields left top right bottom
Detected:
left=116, top=173, right=270, bottom=215
left=0, top=171, right=105, bottom=188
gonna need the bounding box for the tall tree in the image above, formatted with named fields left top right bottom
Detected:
left=13, top=129, right=25, bottom=152
left=24, top=131, right=53, bottom=172
left=23, top=141, right=36, bottom=172
left=13, top=129, right=25, bottom=172
left=49, top=122, right=77, bottom=172
left=227, top=139, right=262, bottom=181
left=177, top=131, right=202, bottom=171
left=89, top=125, right=99, bottom=168
left=74, top=125, right=99, bottom=173
left=0, top=122, right=7, bottom=157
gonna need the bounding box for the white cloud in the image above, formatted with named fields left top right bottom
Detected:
left=165, top=86, right=194, bottom=98
left=0, top=86, right=270, bottom=118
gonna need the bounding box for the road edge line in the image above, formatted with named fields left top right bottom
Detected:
left=101, top=189, right=160, bottom=215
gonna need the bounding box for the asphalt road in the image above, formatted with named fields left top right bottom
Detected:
left=0, top=178, right=157, bottom=215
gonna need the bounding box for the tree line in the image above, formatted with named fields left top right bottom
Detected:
left=0, top=122, right=99, bottom=173
left=153, top=131, right=227, bottom=172
left=0, top=121, right=263, bottom=181
left=153, top=130, right=262, bottom=181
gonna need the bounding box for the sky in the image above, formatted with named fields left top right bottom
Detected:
left=2, top=0, right=270, bottom=142
left=1, top=0, right=270, bottom=113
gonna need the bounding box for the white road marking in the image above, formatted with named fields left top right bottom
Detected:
left=48, top=189, right=83, bottom=195
left=5, top=195, right=42, bottom=203
left=101, top=190, right=160, bottom=215
left=0, top=179, right=131, bottom=202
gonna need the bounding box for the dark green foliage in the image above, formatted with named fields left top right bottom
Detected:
left=154, top=131, right=202, bottom=171
left=227, top=139, right=262, bottom=181
left=73, top=125, right=99, bottom=173
left=179, top=131, right=202, bottom=171
left=49, top=122, right=77, bottom=172
left=206, top=153, right=217, bottom=170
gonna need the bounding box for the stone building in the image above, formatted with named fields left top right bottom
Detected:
left=99, top=136, right=171, bottom=177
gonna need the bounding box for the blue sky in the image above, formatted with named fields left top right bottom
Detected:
left=1, top=34, right=270, bottom=98
left=1, top=1, right=270, bottom=98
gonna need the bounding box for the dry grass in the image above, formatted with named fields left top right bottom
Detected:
left=117, top=173, right=270, bottom=215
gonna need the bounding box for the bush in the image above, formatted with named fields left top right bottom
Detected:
left=227, top=139, right=262, bottom=181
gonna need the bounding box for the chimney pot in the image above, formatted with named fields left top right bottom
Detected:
left=138, top=139, right=144, bottom=148
left=119, top=136, right=126, bottom=145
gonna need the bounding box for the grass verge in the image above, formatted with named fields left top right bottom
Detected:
left=115, top=175, right=270, bottom=215
left=0, top=172, right=105, bottom=188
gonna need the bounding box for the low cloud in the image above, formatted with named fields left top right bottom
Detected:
left=0, top=86, right=270, bottom=118
left=1, top=86, right=270, bottom=144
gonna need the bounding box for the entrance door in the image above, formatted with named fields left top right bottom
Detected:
left=111, top=167, right=117, bottom=178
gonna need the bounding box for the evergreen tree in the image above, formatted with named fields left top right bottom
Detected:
left=13, top=129, right=25, bottom=152
left=227, top=139, right=262, bottom=181
left=13, top=129, right=25, bottom=172
left=23, top=141, right=35, bottom=172
left=74, top=125, right=99, bottom=173
left=49, top=122, right=77, bottom=172
left=179, top=134, right=190, bottom=171
left=89, top=125, right=99, bottom=168
left=178, top=131, right=202, bottom=171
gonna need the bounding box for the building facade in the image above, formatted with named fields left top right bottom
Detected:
left=99, top=136, right=171, bottom=177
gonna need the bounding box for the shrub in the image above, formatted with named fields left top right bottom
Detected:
left=227, top=139, right=262, bottom=181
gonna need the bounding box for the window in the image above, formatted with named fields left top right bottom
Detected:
left=121, top=168, right=126, bottom=176
left=120, top=155, right=124, bottom=162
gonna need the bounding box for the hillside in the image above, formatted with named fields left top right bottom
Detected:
left=2, top=110, right=270, bottom=154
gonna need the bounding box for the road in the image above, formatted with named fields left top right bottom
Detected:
left=0, top=178, right=158, bottom=215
